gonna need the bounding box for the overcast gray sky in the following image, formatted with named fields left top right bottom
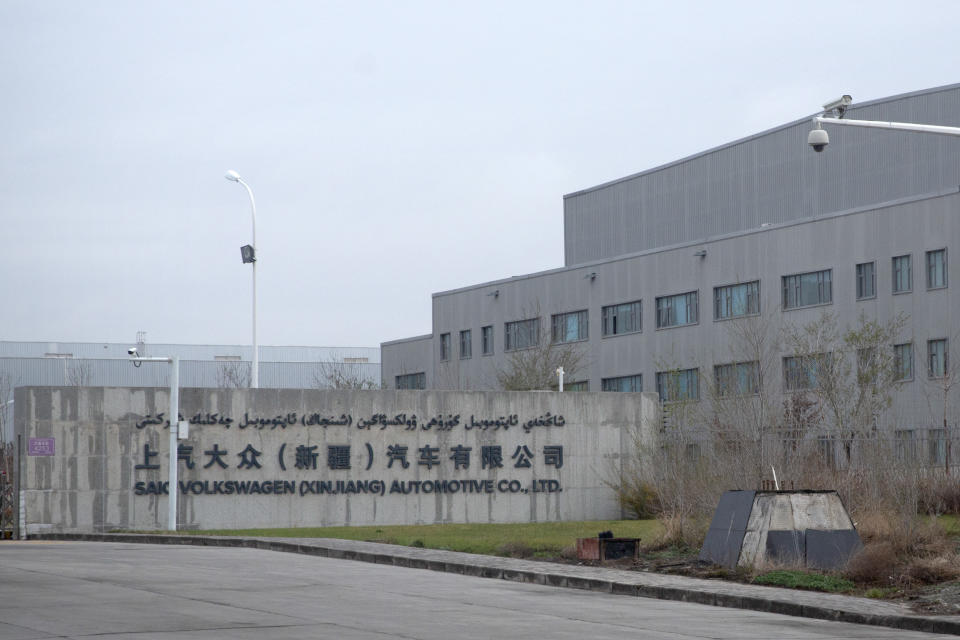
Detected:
left=2, top=1, right=958, bottom=349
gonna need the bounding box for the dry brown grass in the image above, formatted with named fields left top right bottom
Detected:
left=844, top=516, right=960, bottom=586
left=642, top=513, right=709, bottom=552
left=622, top=431, right=960, bottom=589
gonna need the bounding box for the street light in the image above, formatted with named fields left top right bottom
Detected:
left=224, top=170, right=259, bottom=388
left=128, top=351, right=181, bottom=531
left=807, top=94, right=960, bottom=152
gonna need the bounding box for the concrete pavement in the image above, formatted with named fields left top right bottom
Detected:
left=22, top=532, right=960, bottom=636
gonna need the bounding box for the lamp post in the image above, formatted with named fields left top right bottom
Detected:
left=129, top=353, right=180, bottom=530
left=224, top=170, right=259, bottom=388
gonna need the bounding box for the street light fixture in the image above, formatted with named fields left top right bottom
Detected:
left=224, top=170, right=259, bottom=388
left=128, top=350, right=181, bottom=531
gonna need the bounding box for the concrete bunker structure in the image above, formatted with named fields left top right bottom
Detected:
left=699, top=490, right=863, bottom=570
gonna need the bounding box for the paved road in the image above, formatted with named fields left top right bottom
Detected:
left=0, top=541, right=953, bottom=639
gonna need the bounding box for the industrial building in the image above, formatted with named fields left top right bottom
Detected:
left=0, top=339, right=380, bottom=441
left=381, top=84, right=960, bottom=452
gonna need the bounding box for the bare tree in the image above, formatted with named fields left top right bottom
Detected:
left=312, top=354, right=378, bottom=390
left=494, top=304, right=587, bottom=391
left=923, top=331, right=960, bottom=475
left=216, top=362, right=251, bottom=389
left=782, top=311, right=906, bottom=464
left=66, top=361, right=93, bottom=387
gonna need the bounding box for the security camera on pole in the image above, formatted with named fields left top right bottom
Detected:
left=807, top=94, right=960, bottom=153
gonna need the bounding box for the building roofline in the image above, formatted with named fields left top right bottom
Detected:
left=562, top=82, right=960, bottom=200
left=432, top=186, right=960, bottom=299
left=0, top=340, right=379, bottom=350
left=380, top=334, right=433, bottom=347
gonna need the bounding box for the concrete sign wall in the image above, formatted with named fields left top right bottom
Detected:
left=14, top=387, right=657, bottom=533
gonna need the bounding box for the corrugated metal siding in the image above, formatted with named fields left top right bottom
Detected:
left=0, top=341, right=379, bottom=363
left=564, top=84, right=960, bottom=265
left=0, top=358, right=380, bottom=391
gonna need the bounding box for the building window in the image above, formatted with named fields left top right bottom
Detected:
left=395, top=372, right=425, bottom=389
left=892, top=254, right=912, bottom=293
left=551, top=310, right=588, bottom=343
left=601, top=374, right=642, bottom=392
left=713, top=280, right=760, bottom=320
left=856, top=262, right=876, bottom=300
left=713, top=281, right=759, bottom=320
left=439, top=333, right=451, bottom=361
left=714, top=361, right=760, bottom=396
left=565, top=380, right=589, bottom=392
left=505, top=318, right=539, bottom=351
left=927, top=249, right=947, bottom=290
left=481, top=325, right=493, bottom=355
left=928, top=338, right=948, bottom=378
left=894, top=343, right=913, bottom=381
left=782, top=269, right=832, bottom=309
left=783, top=354, right=827, bottom=391
left=929, top=428, right=947, bottom=466
left=459, top=330, right=472, bottom=360
left=655, top=291, right=698, bottom=329
left=656, top=369, right=699, bottom=402
left=601, top=300, right=641, bottom=336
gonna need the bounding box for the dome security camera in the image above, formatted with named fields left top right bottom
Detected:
left=808, top=127, right=829, bottom=152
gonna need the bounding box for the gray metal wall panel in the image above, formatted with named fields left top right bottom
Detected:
left=388, top=191, right=960, bottom=442
left=380, top=335, right=433, bottom=389
left=564, top=84, right=960, bottom=265
left=0, top=341, right=379, bottom=363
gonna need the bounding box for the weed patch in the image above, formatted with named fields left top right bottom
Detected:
left=752, top=570, right=854, bottom=593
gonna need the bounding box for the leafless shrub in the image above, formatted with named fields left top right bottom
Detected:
left=616, top=477, right=660, bottom=520
left=312, top=357, right=378, bottom=390
left=216, top=362, right=251, bottom=388
left=844, top=542, right=896, bottom=584
left=917, top=475, right=960, bottom=514
left=66, top=361, right=93, bottom=387
left=494, top=303, right=588, bottom=391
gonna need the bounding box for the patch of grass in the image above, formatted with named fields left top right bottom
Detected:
left=144, top=520, right=661, bottom=558
left=864, top=587, right=898, bottom=599
left=938, top=514, right=960, bottom=537
left=752, top=570, right=854, bottom=593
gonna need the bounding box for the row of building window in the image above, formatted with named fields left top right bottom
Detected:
left=436, top=249, right=948, bottom=360
left=654, top=338, right=950, bottom=401
left=406, top=337, right=948, bottom=394
left=782, top=339, right=949, bottom=391
left=395, top=372, right=426, bottom=389
left=857, top=250, right=948, bottom=299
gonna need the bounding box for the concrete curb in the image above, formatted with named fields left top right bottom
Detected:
left=32, top=532, right=960, bottom=636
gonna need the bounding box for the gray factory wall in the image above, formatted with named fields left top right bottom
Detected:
left=14, top=386, right=657, bottom=533
left=382, top=189, right=958, bottom=433
left=562, top=84, right=960, bottom=265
